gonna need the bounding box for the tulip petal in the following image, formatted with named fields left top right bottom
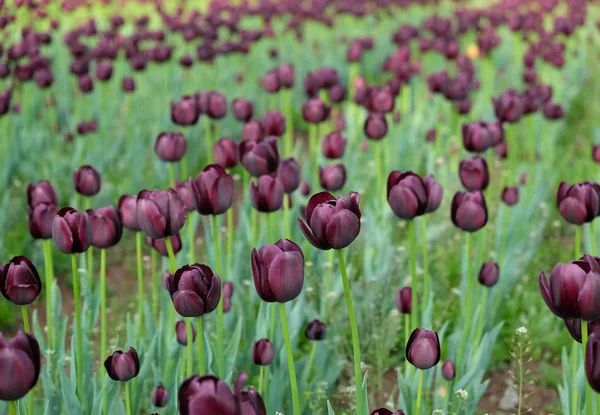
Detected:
left=267, top=252, right=304, bottom=302
left=297, top=218, right=326, bottom=250
left=172, top=290, right=206, bottom=317
left=325, top=210, right=360, bottom=249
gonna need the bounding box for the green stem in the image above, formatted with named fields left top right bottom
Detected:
left=421, top=217, right=429, bottom=306
left=212, top=215, right=225, bottom=378
left=266, top=213, right=273, bottom=243
left=197, top=317, right=205, bottom=374
left=164, top=236, right=177, bottom=273
left=375, top=141, right=383, bottom=201
left=474, top=288, right=489, bottom=345
left=100, top=249, right=107, bottom=368
left=591, top=222, right=596, bottom=256
left=337, top=249, right=363, bottom=415
left=571, top=341, right=579, bottom=415
left=409, top=220, right=418, bottom=331
left=457, top=232, right=473, bottom=370
left=251, top=208, right=258, bottom=246
left=279, top=303, right=301, bottom=415
left=583, top=323, right=593, bottom=415
left=85, top=198, right=93, bottom=289
left=43, top=240, right=54, bottom=350
left=169, top=163, right=176, bottom=188
left=22, top=305, right=30, bottom=333
left=125, top=382, right=132, bottom=415
left=186, top=318, right=194, bottom=377
left=188, top=217, right=196, bottom=264
left=205, top=117, right=212, bottom=162
left=404, top=313, right=410, bottom=376
left=71, top=254, right=83, bottom=400
left=151, top=249, right=158, bottom=318
left=576, top=225, right=582, bottom=259
left=415, top=369, right=424, bottom=415
left=302, top=342, right=317, bottom=383
left=283, top=195, right=291, bottom=239
left=180, top=157, right=188, bottom=181
left=135, top=232, right=144, bottom=332
left=269, top=303, right=277, bottom=342
left=227, top=207, right=234, bottom=267
left=8, top=401, right=16, bottom=415
left=258, top=366, right=265, bottom=396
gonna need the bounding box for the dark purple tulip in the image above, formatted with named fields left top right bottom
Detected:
left=33, top=68, right=53, bottom=88
left=89, top=206, right=123, bottom=249
left=213, top=138, right=239, bottom=169
left=165, top=264, right=221, bottom=317
left=370, top=410, right=405, bottom=415
left=152, top=385, right=169, bottom=408
left=396, top=287, right=412, bottom=314
left=319, top=164, right=347, bottom=191
left=207, top=92, right=227, bottom=120
left=175, top=320, right=196, bottom=345
left=423, top=174, right=443, bottom=213
left=78, top=74, right=94, bottom=93
left=495, top=139, right=508, bottom=159
left=426, top=129, right=436, bottom=143
left=232, top=99, right=254, bottom=123
left=405, top=328, right=441, bottom=370
left=95, top=60, right=113, bottom=81
left=223, top=281, right=234, bottom=313
left=250, top=175, right=284, bottom=213
left=502, top=186, right=519, bottom=206
left=300, top=182, right=311, bottom=196
left=539, top=254, right=600, bottom=320
left=586, top=333, right=600, bottom=392
left=261, top=70, right=280, bottom=93
left=277, top=158, right=301, bottom=194
left=298, top=191, right=361, bottom=250
left=146, top=234, right=182, bottom=257
left=556, top=181, right=600, bottom=225
left=450, top=191, right=488, bottom=232
left=492, top=90, right=524, bottom=123
left=305, top=319, right=326, bottom=341
left=543, top=101, right=564, bottom=120
left=28, top=203, right=58, bottom=240
left=241, top=120, right=265, bottom=143
left=252, top=339, right=274, bottom=366
left=190, top=165, right=234, bottom=215
left=364, top=113, right=388, bottom=140
left=261, top=110, right=286, bottom=137
left=278, top=63, right=295, bottom=88
left=52, top=208, right=92, bottom=254
left=0, top=330, right=41, bottom=401
left=104, top=347, right=140, bottom=382
left=118, top=195, right=140, bottom=232
left=136, top=189, right=188, bottom=239
left=593, top=145, right=600, bottom=164
left=347, top=40, right=363, bottom=62
left=387, top=171, right=429, bottom=219
left=459, top=157, right=489, bottom=191
left=251, top=239, right=304, bottom=303
left=328, top=85, right=347, bottom=103
left=155, top=132, right=187, bottom=162
left=171, top=96, right=199, bottom=126
left=27, top=180, right=58, bottom=208
left=322, top=131, right=347, bottom=159
left=479, top=262, right=500, bottom=287
left=240, top=136, right=280, bottom=177
left=371, top=88, right=395, bottom=113
left=442, top=360, right=456, bottom=380
left=73, top=165, right=101, bottom=196
left=1, top=257, right=42, bottom=306
left=179, top=55, right=193, bottom=68
left=302, top=98, right=331, bottom=124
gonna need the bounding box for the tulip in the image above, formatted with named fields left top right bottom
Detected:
left=241, top=120, right=265, bottom=143
left=52, top=208, right=92, bottom=254
left=27, top=180, right=58, bottom=208
left=328, top=85, right=347, bottom=103
left=104, top=347, right=140, bottom=382
left=175, top=320, right=196, bottom=345
left=319, top=164, right=347, bottom=191
left=423, top=174, right=443, bottom=213
left=146, top=234, right=182, bottom=257
left=232, top=98, right=254, bottom=122
left=0, top=330, right=41, bottom=401
left=543, top=101, right=564, bottom=120
left=305, top=319, right=327, bottom=340
left=278, top=63, right=295, bottom=88
left=364, top=112, right=388, bottom=140
left=190, top=165, right=234, bottom=215
left=118, top=195, right=141, bottom=232
left=302, top=98, right=331, bottom=124
left=322, top=131, right=347, bottom=159
left=28, top=203, right=58, bottom=240
left=593, top=145, right=600, bottom=164
left=174, top=180, right=194, bottom=212
left=495, top=139, right=508, bottom=159
left=1, top=257, right=42, bottom=306
left=395, top=287, right=412, bottom=314
left=277, top=158, right=301, bottom=194
left=387, top=171, right=430, bottom=219
left=122, top=77, right=135, bottom=92
left=539, top=254, right=600, bottom=320
left=171, top=96, right=199, bottom=125
left=450, top=191, right=488, bottom=232
left=73, top=165, right=101, bottom=196
left=479, top=262, right=500, bottom=287
left=89, top=206, right=123, bottom=249
left=371, top=87, right=395, bottom=113
left=207, top=92, right=227, bottom=120
left=261, top=110, right=286, bottom=137
left=459, top=157, right=489, bottom=191
left=586, top=333, right=600, bottom=393
left=240, top=136, right=280, bottom=177
left=250, top=175, right=284, bottom=213
left=261, top=70, right=280, bottom=93
left=136, top=189, right=188, bottom=239
left=96, top=60, right=113, bottom=81
left=462, top=121, right=503, bottom=153
left=166, top=264, right=221, bottom=317
left=502, top=186, right=519, bottom=206
left=151, top=385, right=168, bottom=408
left=426, top=128, right=436, bottom=142
left=213, top=138, right=240, bottom=169
left=556, top=181, right=600, bottom=225
left=251, top=239, right=304, bottom=303
left=370, top=410, right=405, bottom=415
left=442, top=360, right=456, bottom=380
left=298, top=191, right=361, bottom=250
left=406, top=328, right=441, bottom=370
left=492, top=90, right=524, bottom=123
left=154, top=132, right=187, bottom=162
left=252, top=339, right=274, bottom=366
left=78, top=74, right=94, bottom=93
left=223, top=281, right=234, bottom=313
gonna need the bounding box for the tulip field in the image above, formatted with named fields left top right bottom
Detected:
left=3, top=0, right=600, bottom=414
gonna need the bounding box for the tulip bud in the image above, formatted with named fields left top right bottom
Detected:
left=151, top=385, right=169, bottom=408
left=213, top=138, right=239, bottom=169
left=240, top=137, right=280, bottom=177
left=319, top=164, right=347, bottom=191
left=1, top=257, right=42, bottom=306
left=300, top=182, right=311, bottom=196
left=146, top=234, right=182, bottom=257
left=122, top=77, right=135, bottom=92
left=171, top=96, right=199, bottom=126
left=207, top=92, right=227, bottom=119
left=495, top=139, right=508, bottom=159
left=302, top=98, right=331, bottom=124
left=492, top=90, right=524, bottom=123
left=462, top=121, right=503, bottom=153
left=502, top=186, right=519, bottom=206
left=28, top=203, right=58, bottom=240
left=556, top=181, right=600, bottom=225
left=370, top=409, right=405, bottom=415
left=426, top=128, right=436, bottom=143
left=223, top=281, right=234, bottom=313
left=305, top=319, right=327, bottom=341
left=405, top=328, right=441, bottom=370
left=450, top=191, right=488, bottom=232
left=179, top=55, right=193, bottom=68
left=89, top=206, right=123, bottom=249
left=27, top=180, right=58, bottom=208
left=277, top=158, right=301, bottom=194
left=250, top=175, right=284, bottom=213
left=118, top=195, right=141, bottom=232
left=459, top=157, right=489, bottom=191
left=136, top=189, right=188, bottom=239
left=78, top=74, right=94, bottom=93
left=52, top=208, right=92, bottom=254
left=96, top=60, right=113, bottom=81
left=371, top=88, right=395, bottom=113
left=328, top=85, right=347, bottom=103
left=165, top=264, right=221, bottom=317
left=241, top=120, right=265, bottom=143
left=395, top=287, right=412, bottom=314
left=278, top=63, right=295, bottom=88
left=73, top=165, right=101, bottom=196
left=175, top=320, right=196, bottom=345
left=0, top=330, right=41, bottom=401
left=387, top=171, right=429, bottom=219
left=154, top=132, right=187, bottom=162
left=261, top=110, right=286, bottom=137
left=364, top=113, right=388, bottom=140
left=586, top=333, right=600, bottom=393
left=104, top=347, right=140, bottom=382
left=347, top=41, right=363, bottom=62
left=261, top=70, right=280, bottom=93
left=252, top=339, right=274, bottom=366
left=232, top=98, right=254, bottom=123
left=479, top=262, right=499, bottom=287
left=190, top=165, right=234, bottom=215
left=322, top=131, right=347, bottom=159
left=543, top=101, right=564, bottom=120
left=442, top=360, right=456, bottom=380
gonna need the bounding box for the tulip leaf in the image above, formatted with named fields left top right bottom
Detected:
left=59, top=364, right=81, bottom=415
left=90, top=373, right=119, bottom=415
left=360, top=372, right=369, bottom=415
left=327, top=400, right=336, bottom=415
left=224, top=317, right=243, bottom=382
left=32, top=309, right=47, bottom=353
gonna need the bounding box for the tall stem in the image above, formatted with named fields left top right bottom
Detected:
left=85, top=198, right=94, bottom=289
left=421, top=217, right=429, bottom=306
left=227, top=208, right=234, bottom=267
left=575, top=225, right=582, bottom=259
left=164, top=236, right=177, bottom=273
left=404, top=313, right=410, bottom=375
left=590, top=222, right=596, bottom=256
left=188, top=217, right=196, bottom=264
left=43, top=239, right=54, bottom=350
left=474, top=287, right=489, bottom=345
left=135, top=232, right=144, bottom=332
left=258, top=366, right=265, bottom=396
left=266, top=213, right=273, bottom=243
left=22, top=305, right=30, bottom=333
left=100, top=249, right=107, bottom=364
left=409, top=220, right=418, bottom=331
left=571, top=340, right=579, bottom=415
left=180, top=157, right=188, bottom=181
left=337, top=249, right=363, bottom=415
left=212, top=215, right=225, bottom=378
left=71, top=254, right=83, bottom=399
left=8, top=401, right=16, bottom=415
left=151, top=249, right=158, bottom=318
left=204, top=117, right=212, bottom=161
left=197, top=317, right=205, bottom=374
left=279, top=303, right=301, bottom=415
left=283, top=195, right=291, bottom=239
left=415, top=369, right=424, bottom=415
left=302, top=342, right=318, bottom=384
left=125, top=382, right=132, bottom=415
left=168, top=163, right=176, bottom=188
left=375, top=141, right=384, bottom=201
left=583, top=323, right=593, bottom=415
left=457, top=232, right=473, bottom=370
left=186, top=318, right=194, bottom=377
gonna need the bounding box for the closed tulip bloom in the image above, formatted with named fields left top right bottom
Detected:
left=261, top=110, right=286, bottom=137
left=171, top=96, right=199, bottom=126
left=492, top=90, right=524, bottom=123
left=252, top=339, right=274, bottom=366
left=387, top=171, right=430, bottom=219
left=328, top=85, right=347, bottom=103
left=462, top=121, right=503, bottom=153
left=539, top=254, right=600, bottom=320
left=322, top=131, right=347, bottom=159
left=405, top=328, right=441, bottom=370
left=370, top=409, right=405, bottom=415
left=426, top=128, right=436, bottom=142
left=277, top=158, right=301, bottom=194
left=207, top=92, right=227, bottom=119
left=52, top=208, right=92, bottom=254
left=136, top=189, right=188, bottom=239
left=96, top=60, right=113, bottom=81
left=1, top=257, right=42, bottom=306
left=118, top=195, right=141, bottom=231
left=250, top=175, right=284, bottom=213
left=78, top=74, right=94, bottom=93
left=364, top=113, right=388, bottom=140
left=28, top=203, right=58, bottom=239
left=152, top=385, right=169, bottom=408
left=174, top=180, right=194, bottom=212
left=495, top=139, right=508, bottom=159
left=586, top=333, right=600, bottom=392
left=89, top=206, right=123, bottom=249
left=223, top=281, right=234, bottom=313
left=261, top=70, right=280, bottom=93
left=0, top=330, right=41, bottom=401
left=451, top=191, right=488, bottom=232
left=479, top=262, right=500, bottom=287
left=175, top=320, right=196, bottom=345
left=502, top=186, right=519, bottom=206
left=166, top=264, right=221, bottom=317
left=122, top=77, right=135, bottom=92
left=190, top=165, right=234, bottom=215
left=319, top=164, right=347, bottom=191
left=459, top=157, right=489, bottom=191
left=146, top=234, right=182, bottom=257
left=306, top=319, right=327, bottom=340
left=213, top=138, right=240, bottom=169
left=442, top=360, right=456, bottom=380
left=302, top=97, right=331, bottom=124
left=27, top=180, right=58, bottom=208
left=240, top=136, right=280, bottom=177
left=395, top=287, right=412, bottom=314
left=278, top=63, right=295, bottom=88
left=556, top=181, right=600, bottom=225
left=423, top=174, right=443, bottom=213
left=241, top=120, right=265, bottom=143
left=371, top=88, right=395, bottom=113
left=543, top=102, right=564, bottom=120
left=73, top=165, right=101, bottom=196
left=298, top=191, right=361, bottom=250
left=155, top=132, right=187, bottom=162
left=232, top=98, right=254, bottom=122
left=104, top=347, right=140, bottom=382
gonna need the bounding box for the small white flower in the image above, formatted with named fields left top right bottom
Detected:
left=306, top=261, right=314, bottom=267
left=455, top=389, right=468, bottom=400
left=242, top=279, right=250, bottom=286
left=305, top=286, right=314, bottom=293
left=432, top=410, right=444, bottom=415
left=451, top=288, right=461, bottom=296
left=516, top=326, right=528, bottom=335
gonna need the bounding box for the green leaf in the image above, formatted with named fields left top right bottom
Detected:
left=224, top=317, right=243, bottom=382
left=327, top=400, right=336, bottom=415
left=59, top=364, right=81, bottom=415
